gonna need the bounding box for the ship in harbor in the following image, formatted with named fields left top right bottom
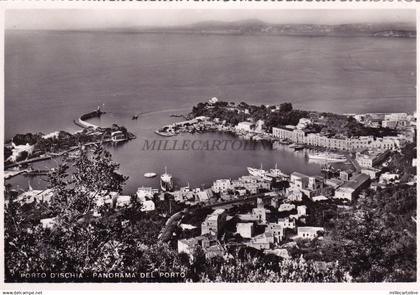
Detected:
left=160, top=166, right=174, bottom=192
left=247, top=164, right=267, bottom=179
left=247, top=164, right=286, bottom=180
left=307, top=152, right=347, bottom=163
left=267, top=163, right=289, bottom=179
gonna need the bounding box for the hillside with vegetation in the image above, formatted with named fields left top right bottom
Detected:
left=189, top=100, right=398, bottom=138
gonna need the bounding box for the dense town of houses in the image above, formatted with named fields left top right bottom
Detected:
left=175, top=149, right=414, bottom=260
left=174, top=103, right=416, bottom=260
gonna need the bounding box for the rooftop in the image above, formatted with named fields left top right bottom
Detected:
left=341, top=173, right=370, bottom=190
left=298, top=226, right=324, bottom=233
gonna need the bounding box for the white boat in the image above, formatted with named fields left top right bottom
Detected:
left=160, top=166, right=174, bottom=192
left=144, top=172, right=157, bottom=178
left=267, top=163, right=289, bottom=179
left=155, top=126, right=176, bottom=137
left=247, top=164, right=271, bottom=181
left=247, top=164, right=265, bottom=177
left=111, top=131, right=127, bottom=142
left=307, top=152, right=347, bottom=163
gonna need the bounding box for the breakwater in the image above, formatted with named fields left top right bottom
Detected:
left=74, top=108, right=105, bottom=129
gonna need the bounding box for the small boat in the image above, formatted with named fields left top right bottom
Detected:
left=155, top=130, right=176, bottom=137
left=144, top=172, right=157, bottom=178
left=111, top=131, right=127, bottom=143
left=132, top=114, right=139, bottom=120
left=289, top=143, right=304, bottom=150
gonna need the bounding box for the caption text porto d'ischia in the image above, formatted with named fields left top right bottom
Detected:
left=142, top=139, right=272, bottom=151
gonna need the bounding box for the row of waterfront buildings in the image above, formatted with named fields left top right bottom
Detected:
left=272, top=127, right=408, bottom=152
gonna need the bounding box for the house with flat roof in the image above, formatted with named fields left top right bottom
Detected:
left=246, top=232, right=274, bottom=250
left=278, top=203, right=295, bottom=212
left=278, top=218, right=296, bottom=229
left=266, top=223, right=284, bottom=243
left=290, top=172, right=309, bottom=189
left=177, top=234, right=222, bottom=259
left=212, top=179, right=232, bottom=193
left=334, top=173, right=370, bottom=201
left=297, top=227, right=324, bottom=240
left=356, top=150, right=390, bottom=168
left=236, top=223, right=254, bottom=238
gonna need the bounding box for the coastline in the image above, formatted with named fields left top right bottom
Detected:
left=4, top=108, right=135, bottom=175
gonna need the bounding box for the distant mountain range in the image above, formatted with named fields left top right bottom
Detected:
left=110, top=19, right=416, bottom=38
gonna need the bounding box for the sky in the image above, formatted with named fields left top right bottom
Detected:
left=6, top=9, right=416, bottom=30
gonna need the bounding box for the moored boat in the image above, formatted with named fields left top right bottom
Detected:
left=111, top=131, right=127, bottom=143
left=144, top=172, right=157, bottom=178
left=267, top=163, right=289, bottom=179
left=247, top=164, right=271, bottom=181
left=307, top=152, right=347, bottom=163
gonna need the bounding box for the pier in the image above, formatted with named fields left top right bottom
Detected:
left=74, top=107, right=105, bottom=129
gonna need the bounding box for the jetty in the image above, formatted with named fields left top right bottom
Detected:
left=74, top=107, right=105, bottom=129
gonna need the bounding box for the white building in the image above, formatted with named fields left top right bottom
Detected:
left=266, top=223, right=284, bottom=243
left=290, top=172, right=309, bottom=189
left=136, top=186, right=157, bottom=202
left=360, top=168, right=381, bottom=179
left=115, top=195, right=132, bottom=208
left=356, top=150, right=390, bottom=168
left=297, top=227, right=324, bottom=240
left=254, top=120, right=265, bottom=133
left=196, top=189, right=213, bottom=203
left=246, top=232, right=274, bottom=250
left=379, top=172, right=400, bottom=184
left=278, top=203, right=296, bottom=212
left=252, top=208, right=267, bottom=224
left=297, top=205, right=307, bottom=217
left=212, top=179, right=232, bottom=193
left=296, top=118, right=312, bottom=130
left=334, top=174, right=370, bottom=201
left=141, top=200, right=156, bottom=212
left=384, top=113, right=408, bottom=121
left=278, top=218, right=295, bottom=229
left=236, top=121, right=254, bottom=132
left=236, top=223, right=254, bottom=238
left=40, top=217, right=57, bottom=229
left=312, top=195, right=329, bottom=202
